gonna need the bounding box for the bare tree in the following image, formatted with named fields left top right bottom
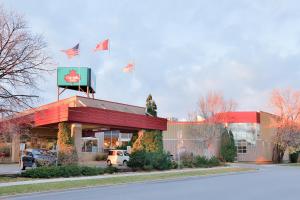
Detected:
left=198, top=90, right=237, bottom=121
left=270, top=88, right=300, bottom=163
left=185, top=91, right=238, bottom=159
left=0, top=6, right=51, bottom=116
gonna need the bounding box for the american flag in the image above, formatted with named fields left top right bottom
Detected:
left=94, top=39, right=109, bottom=51
left=61, top=43, right=80, bottom=59
left=123, top=63, right=134, bottom=73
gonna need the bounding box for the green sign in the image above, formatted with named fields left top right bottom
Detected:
left=57, top=67, right=96, bottom=93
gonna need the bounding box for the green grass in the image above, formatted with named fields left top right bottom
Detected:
left=286, top=163, right=300, bottom=167
left=0, top=176, right=32, bottom=183
left=0, top=167, right=254, bottom=197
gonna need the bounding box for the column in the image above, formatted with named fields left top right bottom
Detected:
left=11, top=133, right=20, bottom=163
left=71, top=123, right=82, bottom=160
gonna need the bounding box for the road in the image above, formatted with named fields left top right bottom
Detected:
left=5, top=165, right=300, bottom=200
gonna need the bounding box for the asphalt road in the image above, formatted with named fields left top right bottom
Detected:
left=5, top=165, right=300, bottom=200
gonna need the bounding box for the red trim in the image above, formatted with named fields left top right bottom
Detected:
left=168, top=112, right=261, bottom=125
left=210, top=112, right=260, bottom=123
left=34, top=106, right=167, bottom=131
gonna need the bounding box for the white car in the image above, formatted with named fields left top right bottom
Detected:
left=107, top=150, right=129, bottom=166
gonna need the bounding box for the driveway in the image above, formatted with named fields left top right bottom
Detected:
left=5, top=164, right=300, bottom=200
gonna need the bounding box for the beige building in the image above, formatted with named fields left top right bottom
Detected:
left=163, top=111, right=280, bottom=163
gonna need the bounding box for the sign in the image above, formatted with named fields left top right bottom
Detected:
left=57, top=67, right=96, bottom=93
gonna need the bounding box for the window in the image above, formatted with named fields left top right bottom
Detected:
left=82, top=138, right=99, bottom=152
left=237, top=140, right=247, bottom=154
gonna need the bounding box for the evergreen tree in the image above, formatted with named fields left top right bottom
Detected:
left=146, top=94, right=157, bottom=117
left=220, top=128, right=237, bottom=162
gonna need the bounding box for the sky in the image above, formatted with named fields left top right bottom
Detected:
left=3, top=0, right=300, bottom=119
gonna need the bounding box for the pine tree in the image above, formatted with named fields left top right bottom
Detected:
left=220, top=128, right=237, bottom=162
left=146, top=94, right=157, bottom=117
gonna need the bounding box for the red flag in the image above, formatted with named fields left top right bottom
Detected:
left=94, top=39, right=109, bottom=51
left=61, top=43, right=79, bottom=59
left=123, top=63, right=134, bottom=73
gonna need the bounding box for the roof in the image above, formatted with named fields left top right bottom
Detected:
left=1, top=96, right=167, bottom=131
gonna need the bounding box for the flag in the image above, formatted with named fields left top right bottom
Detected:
left=94, top=39, right=109, bottom=51
left=123, top=63, right=134, bottom=73
left=61, top=44, right=79, bottom=59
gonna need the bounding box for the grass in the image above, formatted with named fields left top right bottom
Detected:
left=0, top=167, right=254, bottom=197
left=0, top=176, right=32, bottom=183
left=286, top=163, right=300, bottom=167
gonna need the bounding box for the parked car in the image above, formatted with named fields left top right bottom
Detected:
left=106, top=150, right=129, bottom=166
left=20, top=149, right=56, bottom=170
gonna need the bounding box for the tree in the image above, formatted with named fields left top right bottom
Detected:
left=0, top=6, right=50, bottom=115
left=198, top=90, right=237, bottom=121
left=270, top=88, right=300, bottom=163
left=146, top=94, right=157, bottom=117
left=194, top=91, right=237, bottom=158
left=220, top=129, right=237, bottom=162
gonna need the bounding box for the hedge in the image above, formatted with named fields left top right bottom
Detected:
left=20, top=165, right=118, bottom=178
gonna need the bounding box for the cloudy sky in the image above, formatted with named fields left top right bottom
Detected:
left=3, top=0, right=300, bottom=119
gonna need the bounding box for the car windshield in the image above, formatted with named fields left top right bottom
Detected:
left=108, top=151, right=117, bottom=156
left=32, top=149, right=50, bottom=156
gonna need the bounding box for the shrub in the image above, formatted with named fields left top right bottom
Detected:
left=180, top=153, right=194, bottom=168
left=180, top=154, right=221, bottom=168
left=58, top=151, right=78, bottom=166
left=21, top=165, right=111, bottom=178
left=127, top=150, right=172, bottom=170
left=94, top=154, right=107, bottom=161
left=207, top=156, right=221, bottom=167
left=104, top=166, right=118, bottom=174
left=194, top=156, right=208, bottom=168
left=289, top=152, right=299, bottom=163
left=0, top=146, right=10, bottom=157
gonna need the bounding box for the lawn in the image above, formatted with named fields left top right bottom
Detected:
left=0, top=176, right=32, bottom=183
left=0, top=167, right=254, bottom=197
left=286, top=163, right=300, bottom=167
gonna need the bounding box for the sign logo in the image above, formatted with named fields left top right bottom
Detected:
left=64, top=70, right=81, bottom=83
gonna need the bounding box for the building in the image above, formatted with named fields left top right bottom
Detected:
left=163, top=111, right=279, bottom=163
left=0, top=96, right=167, bottom=163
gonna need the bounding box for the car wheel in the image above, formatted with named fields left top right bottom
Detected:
left=107, top=160, right=112, bottom=166
left=32, top=162, right=37, bottom=169
left=123, top=160, right=128, bottom=166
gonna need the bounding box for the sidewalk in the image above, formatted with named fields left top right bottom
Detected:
left=0, top=166, right=235, bottom=188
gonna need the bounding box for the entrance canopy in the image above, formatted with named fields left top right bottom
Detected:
left=1, top=96, right=167, bottom=131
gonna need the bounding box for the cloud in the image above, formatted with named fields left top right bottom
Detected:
left=4, top=0, right=300, bottom=118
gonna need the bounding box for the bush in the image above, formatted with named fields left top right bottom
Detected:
left=127, top=150, right=172, bottom=170
left=94, top=154, right=107, bottom=161
left=58, top=151, right=78, bottom=166
left=21, top=165, right=112, bottom=178
left=180, top=153, right=194, bottom=168
left=207, top=156, right=221, bottom=167
left=104, top=166, right=118, bottom=174
left=180, top=154, right=221, bottom=168
left=0, top=146, right=10, bottom=157
left=289, top=152, right=299, bottom=163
